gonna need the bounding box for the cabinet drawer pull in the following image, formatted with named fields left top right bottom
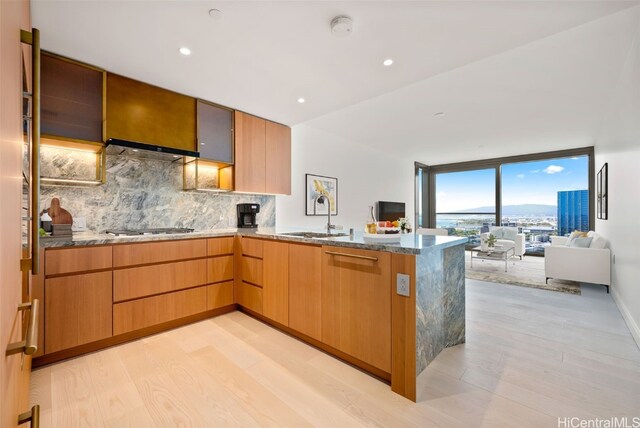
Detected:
left=6, top=299, right=39, bottom=356
left=325, top=251, right=378, bottom=262
left=18, top=404, right=40, bottom=427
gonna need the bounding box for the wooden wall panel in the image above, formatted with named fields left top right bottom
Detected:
left=289, top=244, right=322, bottom=341
left=391, top=253, right=417, bottom=402
left=207, top=237, right=234, bottom=256
left=113, top=287, right=207, bottom=335
left=113, top=239, right=206, bottom=267
left=206, top=282, right=234, bottom=310
left=45, top=246, right=112, bottom=275
left=207, top=256, right=234, bottom=284
left=45, top=271, right=113, bottom=353
left=113, top=259, right=207, bottom=302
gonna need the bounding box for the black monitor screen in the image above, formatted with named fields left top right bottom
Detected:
left=377, top=201, right=405, bottom=222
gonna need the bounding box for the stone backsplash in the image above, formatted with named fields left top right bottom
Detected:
left=40, top=147, right=275, bottom=232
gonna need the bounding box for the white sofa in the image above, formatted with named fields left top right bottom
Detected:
left=480, top=226, right=526, bottom=258
left=544, top=231, right=611, bottom=293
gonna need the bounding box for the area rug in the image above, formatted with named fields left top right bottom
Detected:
left=465, top=251, right=581, bottom=295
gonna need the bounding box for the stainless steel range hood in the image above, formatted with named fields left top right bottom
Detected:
left=105, top=138, right=199, bottom=161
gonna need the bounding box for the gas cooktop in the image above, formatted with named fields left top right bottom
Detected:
left=105, top=228, right=195, bottom=236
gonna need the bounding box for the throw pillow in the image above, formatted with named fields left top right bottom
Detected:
left=569, top=237, right=593, bottom=248
left=502, top=228, right=517, bottom=242
left=590, top=236, right=608, bottom=249
left=569, top=230, right=588, bottom=240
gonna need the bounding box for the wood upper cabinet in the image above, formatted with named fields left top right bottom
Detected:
left=263, top=241, right=289, bottom=326
left=106, top=73, right=196, bottom=151
left=234, top=111, right=266, bottom=193
left=234, top=111, right=291, bottom=195
left=289, top=244, right=322, bottom=340
left=265, top=121, right=291, bottom=195
left=321, top=246, right=392, bottom=372
left=45, top=271, right=113, bottom=354
left=197, top=100, right=234, bottom=163
left=41, top=52, right=104, bottom=142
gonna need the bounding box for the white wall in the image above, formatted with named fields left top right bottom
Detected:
left=595, top=20, right=640, bottom=346
left=276, top=124, right=414, bottom=231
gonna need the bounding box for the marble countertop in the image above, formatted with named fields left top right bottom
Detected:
left=41, top=228, right=467, bottom=254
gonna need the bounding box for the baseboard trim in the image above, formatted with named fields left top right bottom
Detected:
left=611, top=287, right=640, bottom=350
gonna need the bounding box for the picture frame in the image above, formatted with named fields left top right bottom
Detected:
left=305, top=173, right=338, bottom=216
left=597, top=163, right=608, bottom=220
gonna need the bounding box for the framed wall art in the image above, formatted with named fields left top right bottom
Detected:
left=597, top=163, right=608, bottom=220
left=305, top=174, right=338, bottom=216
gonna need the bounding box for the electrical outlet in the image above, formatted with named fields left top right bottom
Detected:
left=397, top=273, right=410, bottom=297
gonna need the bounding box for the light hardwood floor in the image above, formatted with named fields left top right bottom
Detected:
left=30, top=280, right=640, bottom=427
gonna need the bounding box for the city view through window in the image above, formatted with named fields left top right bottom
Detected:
left=434, top=156, right=590, bottom=255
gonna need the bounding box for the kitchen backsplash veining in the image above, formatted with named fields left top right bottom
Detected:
left=40, top=148, right=275, bottom=232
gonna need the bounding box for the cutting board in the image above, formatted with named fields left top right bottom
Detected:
left=48, top=197, right=73, bottom=225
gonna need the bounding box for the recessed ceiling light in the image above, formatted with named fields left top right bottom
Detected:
left=297, top=97, right=305, bottom=104
left=132, top=149, right=139, bottom=152
left=383, top=59, right=393, bottom=66
left=434, top=112, right=445, bottom=117
left=179, top=47, right=191, bottom=56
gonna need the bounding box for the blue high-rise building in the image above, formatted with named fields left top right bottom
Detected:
left=557, top=190, right=589, bottom=236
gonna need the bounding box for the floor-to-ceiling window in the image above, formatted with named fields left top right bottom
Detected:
left=416, top=147, right=594, bottom=255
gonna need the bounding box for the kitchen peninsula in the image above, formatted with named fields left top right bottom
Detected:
left=35, top=229, right=466, bottom=401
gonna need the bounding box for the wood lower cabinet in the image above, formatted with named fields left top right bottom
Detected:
left=114, top=259, right=208, bottom=302
left=241, top=256, right=263, bottom=286
left=289, top=244, right=322, bottom=340
left=321, top=246, right=392, bottom=372
left=235, top=281, right=263, bottom=314
left=45, top=271, right=113, bottom=354
left=113, top=287, right=207, bottom=335
left=113, top=239, right=207, bottom=267
left=206, top=281, right=234, bottom=310
left=207, top=256, right=234, bottom=284
left=263, top=241, right=289, bottom=325
left=45, top=245, right=112, bottom=276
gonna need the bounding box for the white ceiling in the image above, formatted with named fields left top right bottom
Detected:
left=304, top=4, right=640, bottom=164
left=32, top=0, right=639, bottom=129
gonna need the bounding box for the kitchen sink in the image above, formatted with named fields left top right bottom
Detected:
left=280, top=231, right=348, bottom=239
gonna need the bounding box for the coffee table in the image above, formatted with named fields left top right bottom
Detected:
left=470, top=246, right=515, bottom=272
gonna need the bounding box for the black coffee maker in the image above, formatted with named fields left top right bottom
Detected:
left=237, top=203, right=260, bottom=228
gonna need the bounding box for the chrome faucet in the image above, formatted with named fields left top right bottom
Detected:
left=314, top=195, right=335, bottom=233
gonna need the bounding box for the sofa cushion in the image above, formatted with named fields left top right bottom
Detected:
left=502, top=228, right=518, bottom=242
left=490, top=227, right=505, bottom=239
left=590, top=235, right=609, bottom=249
left=569, top=237, right=593, bottom=248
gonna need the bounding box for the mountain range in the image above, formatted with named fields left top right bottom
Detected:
left=457, top=204, right=556, bottom=216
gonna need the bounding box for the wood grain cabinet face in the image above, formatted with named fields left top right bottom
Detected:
left=265, top=121, right=291, bottom=195
left=321, top=246, right=392, bottom=372
left=106, top=73, right=196, bottom=151
left=207, top=256, right=234, bottom=284
left=288, top=244, right=322, bottom=340
left=207, top=237, right=234, bottom=256
left=234, top=111, right=266, bottom=193
left=41, top=53, right=103, bottom=142
left=197, top=100, right=233, bottom=163
left=113, top=239, right=207, bottom=267
left=45, top=271, right=113, bottom=354
left=45, top=246, right=112, bottom=276
left=235, top=282, right=263, bottom=314
left=263, top=241, right=289, bottom=326
left=206, top=281, right=234, bottom=310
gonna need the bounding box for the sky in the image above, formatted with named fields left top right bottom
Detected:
left=435, top=155, right=589, bottom=212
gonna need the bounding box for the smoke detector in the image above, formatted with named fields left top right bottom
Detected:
left=331, top=16, right=353, bottom=37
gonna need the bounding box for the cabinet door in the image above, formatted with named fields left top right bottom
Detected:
left=289, top=244, right=322, bottom=340
left=106, top=73, right=196, bottom=151
left=321, top=246, right=391, bottom=372
left=41, top=53, right=103, bottom=142
left=234, top=111, right=266, bottom=193
left=265, top=121, right=291, bottom=195
left=263, top=241, right=289, bottom=325
left=197, top=100, right=233, bottom=163
left=45, top=271, right=112, bottom=353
